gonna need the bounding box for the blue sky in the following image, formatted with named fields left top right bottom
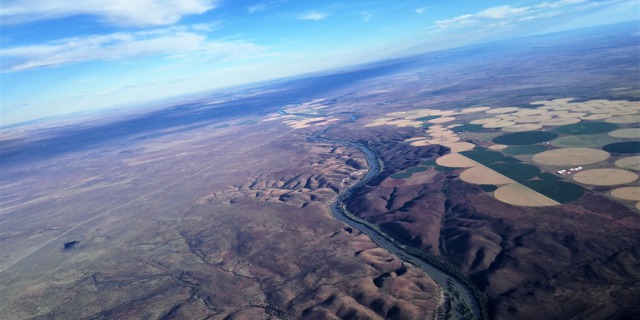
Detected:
left=1, top=0, right=638, bottom=125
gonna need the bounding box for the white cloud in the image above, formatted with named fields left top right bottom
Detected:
left=0, top=27, right=264, bottom=72
left=415, top=7, right=429, bottom=14
left=0, top=0, right=218, bottom=27
left=435, top=0, right=591, bottom=29
left=298, top=11, right=329, bottom=21
left=248, top=4, right=268, bottom=13
left=476, top=5, right=530, bottom=19
left=535, top=0, right=586, bottom=9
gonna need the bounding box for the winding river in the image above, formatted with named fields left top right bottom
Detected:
left=299, top=109, right=485, bottom=320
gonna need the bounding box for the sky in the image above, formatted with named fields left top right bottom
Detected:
left=1, top=0, right=638, bottom=125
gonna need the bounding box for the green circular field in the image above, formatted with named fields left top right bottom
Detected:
left=407, top=166, right=429, bottom=173
left=451, top=124, right=485, bottom=132
left=459, top=150, right=504, bottom=164
left=553, top=122, right=618, bottom=135
left=390, top=172, right=412, bottom=179
left=487, top=163, right=540, bottom=182
left=492, top=131, right=558, bottom=145
left=422, top=159, right=437, bottom=166
left=503, top=145, right=547, bottom=155
left=550, top=134, right=616, bottom=148
left=602, top=142, right=640, bottom=154
left=521, top=180, right=584, bottom=204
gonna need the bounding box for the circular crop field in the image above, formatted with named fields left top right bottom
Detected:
left=460, top=166, right=515, bottom=185
left=539, top=118, right=581, bottom=126
left=390, top=172, right=412, bottom=179
left=451, top=124, right=485, bottom=132
left=608, top=128, right=640, bottom=139
left=440, top=142, right=476, bottom=152
left=553, top=122, right=618, bottom=135
left=502, top=123, right=543, bottom=132
left=407, top=166, right=429, bottom=173
left=573, top=168, right=638, bottom=186
left=532, top=148, right=610, bottom=166
left=494, top=183, right=560, bottom=206
left=615, top=156, right=640, bottom=171
left=459, top=150, right=504, bottom=164
left=610, top=187, right=640, bottom=201
left=602, top=141, right=640, bottom=154
left=605, top=115, right=639, bottom=124
left=521, top=180, right=584, bottom=204
left=492, top=131, right=558, bottom=145
left=487, top=163, right=540, bottom=181
left=436, top=153, right=479, bottom=168
left=503, top=145, right=547, bottom=155
left=549, top=134, right=616, bottom=148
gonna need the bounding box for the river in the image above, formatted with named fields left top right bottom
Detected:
left=297, top=108, right=485, bottom=320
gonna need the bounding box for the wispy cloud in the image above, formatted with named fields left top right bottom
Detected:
left=435, top=0, right=590, bottom=29
left=1, top=0, right=218, bottom=27
left=415, top=7, right=429, bottom=14
left=298, top=11, right=329, bottom=21
left=0, top=27, right=264, bottom=72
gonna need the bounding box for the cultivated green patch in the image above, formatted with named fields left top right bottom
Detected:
left=390, top=172, right=412, bottom=179
left=550, top=134, right=616, bottom=148
left=492, top=131, right=558, bottom=145
left=459, top=150, right=504, bottom=165
left=553, top=122, right=618, bottom=135
left=521, top=180, right=584, bottom=204
left=451, top=124, right=485, bottom=132
left=503, top=145, right=547, bottom=155
left=487, top=163, right=540, bottom=182
left=602, top=142, right=640, bottom=154
left=407, top=166, right=429, bottom=173
left=479, top=185, right=498, bottom=192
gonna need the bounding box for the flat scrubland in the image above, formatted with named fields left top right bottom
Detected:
left=0, top=117, right=443, bottom=319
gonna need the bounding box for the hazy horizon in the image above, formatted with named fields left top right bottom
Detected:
left=1, top=0, right=639, bottom=125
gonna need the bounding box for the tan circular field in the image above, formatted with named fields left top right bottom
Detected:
left=513, top=109, right=544, bottom=116
left=605, top=115, right=640, bottom=124
left=532, top=148, right=610, bottom=166
left=610, top=187, right=640, bottom=201
left=494, top=183, right=561, bottom=207
left=428, top=116, right=457, bottom=124
left=502, top=123, right=544, bottom=132
left=513, top=115, right=552, bottom=123
left=470, top=118, right=498, bottom=124
left=486, top=107, right=519, bottom=114
left=608, top=128, right=640, bottom=139
left=436, top=153, right=479, bottom=168
left=543, top=110, right=570, bottom=116
left=608, top=109, right=639, bottom=116
left=558, top=112, right=587, bottom=118
left=539, top=118, right=581, bottom=126
left=428, top=136, right=461, bottom=144
left=572, top=169, right=638, bottom=186
left=460, top=166, right=515, bottom=185
left=440, top=142, right=476, bottom=152
left=615, top=156, right=640, bottom=171
left=489, top=144, right=508, bottom=150
left=483, top=121, right=516, bottom=128
left=461, top=106, right=491, bottom=113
